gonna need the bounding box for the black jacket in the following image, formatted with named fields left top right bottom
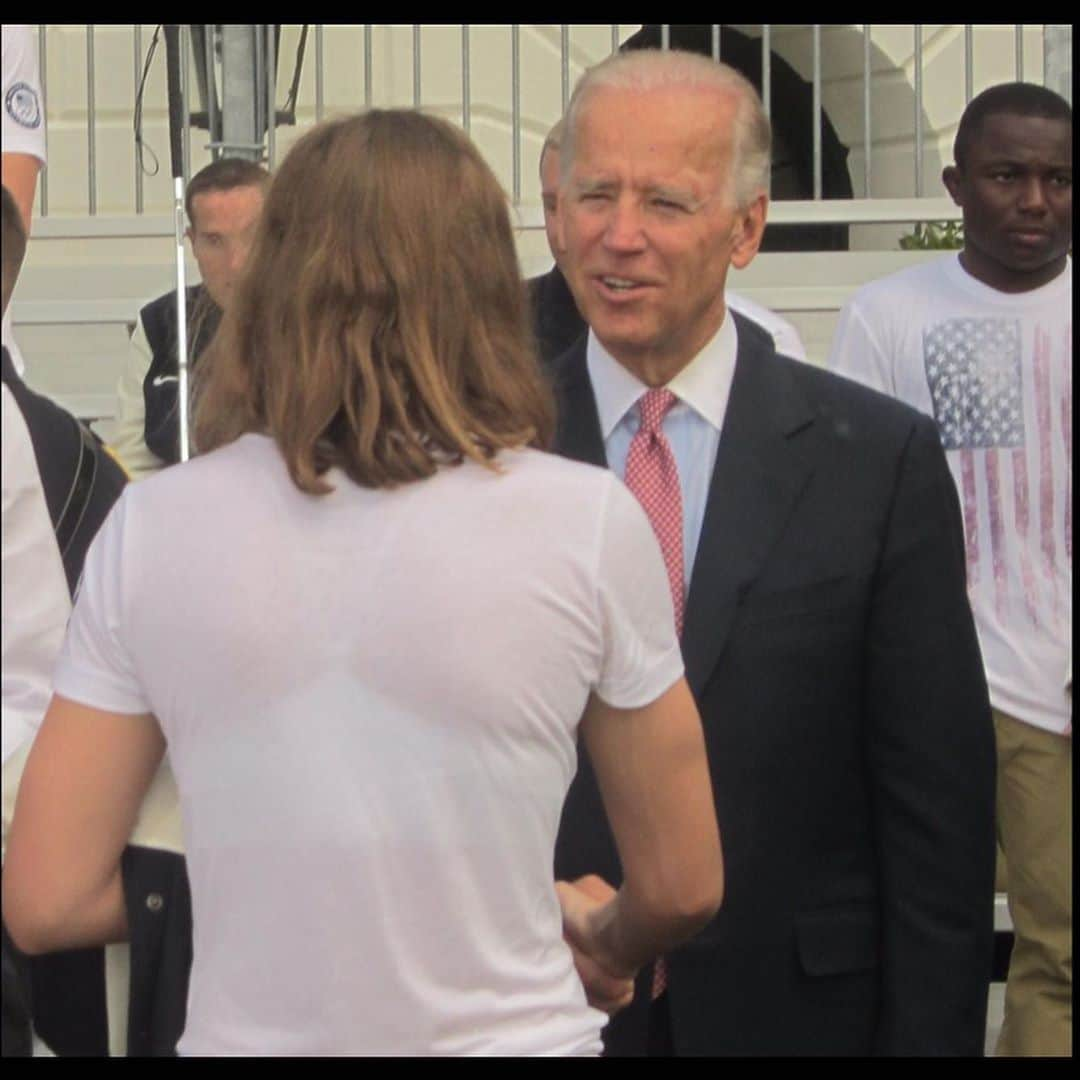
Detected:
left=139, top=286, right=221, bottom=464
left=550, top=315, right=996, bottom=1056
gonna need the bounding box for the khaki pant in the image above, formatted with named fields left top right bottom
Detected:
left=994, top=709, right=1072, bottom=1057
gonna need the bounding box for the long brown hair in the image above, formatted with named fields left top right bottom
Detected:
left=194, top=110, right=553, bottom=494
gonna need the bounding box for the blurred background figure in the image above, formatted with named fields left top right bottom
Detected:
left=112, top=158, right=269, bottom=479
left=4, top=110, right=723, bottom=1056
left=2, top=183, right=126, bottom=1057
left=1, top=24, right=46, bottom=381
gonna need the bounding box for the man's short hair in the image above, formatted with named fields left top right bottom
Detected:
left=954, top=82, right=1072, bottom=169
left=1, top=185, right=28, bottom=316
left=185, top=157, right=271, bottom=229
left=539, top=117, right=566, bottom=178
left=562, top=49, right=771, bottom=208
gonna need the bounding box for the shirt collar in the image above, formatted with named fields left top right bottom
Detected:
left=586, top=311, right=738, bottom=439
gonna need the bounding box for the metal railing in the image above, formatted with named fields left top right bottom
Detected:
left=29, top=24, right=1069, bottom=231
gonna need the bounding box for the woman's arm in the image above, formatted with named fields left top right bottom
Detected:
left=3, top=693, right=165, bottom=954
left=558, top=677, right=722, bottom=985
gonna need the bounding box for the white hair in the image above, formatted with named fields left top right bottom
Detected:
left=561, top=49, right=772, bottom=208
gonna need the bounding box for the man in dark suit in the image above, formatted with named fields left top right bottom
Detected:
left=528, top=118, right=588, bottom=366
left=550, top=48, right=997, bottom=1056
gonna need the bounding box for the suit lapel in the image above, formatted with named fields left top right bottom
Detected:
left=551, top=325, right=818, bottom=700
left=550, top=339, right=607, bottom=468
left=681, top=317, right=817, bottom=697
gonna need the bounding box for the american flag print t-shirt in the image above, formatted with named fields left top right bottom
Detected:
left=828, top=254, right=1071, bottom=736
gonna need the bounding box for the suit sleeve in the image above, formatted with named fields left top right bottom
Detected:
left=112, top=315, right=166, bottom=482
left=865, top=412, right=996, bottom=1055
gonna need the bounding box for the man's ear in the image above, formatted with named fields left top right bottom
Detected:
left=184, top=226, right=194, bottom=245
left=942, top=165, right=964, bottom=207
left=730, top=193, right=767, bottom=271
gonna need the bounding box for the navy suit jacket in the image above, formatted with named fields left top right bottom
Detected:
left=550, top=314, right=996, bottom=1056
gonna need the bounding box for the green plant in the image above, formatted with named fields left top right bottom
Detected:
left=899, top=220, right=965, bottom=250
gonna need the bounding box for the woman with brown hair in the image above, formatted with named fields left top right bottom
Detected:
left=4, top=111, right=721, bottom=1055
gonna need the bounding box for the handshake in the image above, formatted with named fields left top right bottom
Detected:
left=555, top=875, right=638, bottom=1015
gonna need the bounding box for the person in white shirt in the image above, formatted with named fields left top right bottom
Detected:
left=828, top=82, right=1072, bottom=1057
left=3, top=183, right=127, bottom=1058
left=3, top=108, right=724, bottom=1057
left=2, top=24, right=47, bottom=380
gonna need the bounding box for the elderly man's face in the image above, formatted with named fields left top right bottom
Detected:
left=560, top=83, right=765, bottom=384
left=187, top=184, right=265, bottom=310
left=540, top=143, right=563, bottom=265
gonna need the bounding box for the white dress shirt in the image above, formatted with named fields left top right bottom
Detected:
left=586, top=312, right=738, bottom=597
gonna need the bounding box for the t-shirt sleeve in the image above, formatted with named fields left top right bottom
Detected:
left=2, top=26, right=47, bottom=164
left=827, top=294, right=895, bottom=396
left=1, top=385, right=71, bottom=764
left=52, top=491, right=151, bottom=715
left=592, top=474, right=684, bottom=709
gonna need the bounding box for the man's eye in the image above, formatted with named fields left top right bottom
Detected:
left=652, top=199, right=686, bottom=212
left=1050, top=173, right=1072, bottom=188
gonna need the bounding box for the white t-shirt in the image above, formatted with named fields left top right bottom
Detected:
left=1, top=383, right=70, bottom=771
left=829, top=255, right=1072, bottom=736
left=726, top=289, right=807, bottom=362
left=2, top=24, right=47, bottom=378
left=53, top=433, right=684, bottom=1056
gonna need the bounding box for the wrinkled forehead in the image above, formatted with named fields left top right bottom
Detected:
left=569, top=83, right=735, bottom=188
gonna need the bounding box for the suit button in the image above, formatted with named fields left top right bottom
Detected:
left=146, top=892, right=165, bottom=913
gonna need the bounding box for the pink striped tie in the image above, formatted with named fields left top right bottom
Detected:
left=623, top=387, right=683, bottom=1000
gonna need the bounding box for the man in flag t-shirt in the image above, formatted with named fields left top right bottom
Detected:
left=827, top=82, right=1072, bottom=1057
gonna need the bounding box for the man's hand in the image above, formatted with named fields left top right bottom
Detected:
left=555, top=874, right=637, bottom=1015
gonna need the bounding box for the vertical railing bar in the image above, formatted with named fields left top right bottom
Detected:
left=1015, top=24, right=1024, bottom=81
left=205, top=26, right=217, bottom=162
left=965, top=25, right=973, bottom=104
left=462, top=25, right=471, bottom=133
left=315, top=25, right=324, bottom=122
left=87, top=25, right=96, bottom=215
left=711, top=24, right=720, bottom=61
left=267, top=25, right=277, bottom=169
left=181, top=25, right=192, bottom=185
left=914, top=25, right=924, bottom=197
left=134, top=25, right=144, bottom=212
left=364, top=25, right=373, bottom=108
left=611, top=24, right=619, bottom=55
left=863, top=24, right=872, bottom=198
left=561, top=26, right=570, bottom=114
left=37, top=24, right=48, bottom=216
left=761, top=25, right=771, bottom=118
left=253, top=25, right=265, bottom=167
left=661, top=25, right=670, bottom=50
left=413, top=24, right=421, bottom=108
left=812, top=24, right=822, bottom=200
left=512, top=25, right=521, bottom=204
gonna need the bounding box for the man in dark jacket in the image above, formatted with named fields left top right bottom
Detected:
left=550, top=48, right=996, bottom=1057
left=112, top=158, right=268, bottom=478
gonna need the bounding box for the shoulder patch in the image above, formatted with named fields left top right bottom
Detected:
left=6, top=81, right=41, bottom=129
